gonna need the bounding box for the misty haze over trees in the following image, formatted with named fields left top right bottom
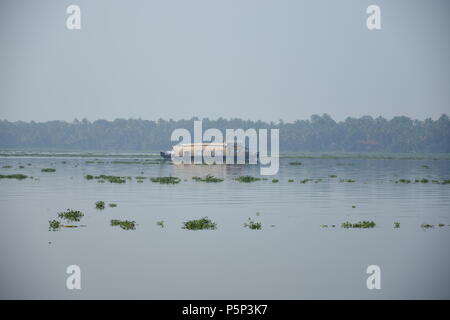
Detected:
left=0, top=114, right=449, bottom=153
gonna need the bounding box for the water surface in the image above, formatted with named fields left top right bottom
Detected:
left=0, top=152, right=449, bottom=299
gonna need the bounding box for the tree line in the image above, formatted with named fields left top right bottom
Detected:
left=0, top=114, right=449, bottom=153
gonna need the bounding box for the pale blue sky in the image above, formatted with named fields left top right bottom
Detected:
left=0, top=0, right=449, bottom=122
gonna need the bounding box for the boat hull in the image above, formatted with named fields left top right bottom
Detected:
left=160, top=151, right=258, bottom=164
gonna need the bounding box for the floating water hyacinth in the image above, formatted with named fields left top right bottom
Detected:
left=341, top=221, right=376, bottom=229
left=0, top=174, right=28, bottom=180
left=150, top=176, right=181, bottom=184
left=243, top=218, right=262, bottom=230
left=235, top=176, right=261, bottom=183
left=111, top=219, right=136, bottom=230
left=182, top=217, right=217, bottom=230
left=57, top=209, right=84, bottom=222
left=192, top=175, right=223, bottom=183
left=41, top=168, right=56, bottom=172
left=49, top=220, right=61, bottom=231
left=95, top=201, right=105, bottom=210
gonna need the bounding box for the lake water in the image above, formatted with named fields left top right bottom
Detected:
left=0, top=152, right=449, bottom=299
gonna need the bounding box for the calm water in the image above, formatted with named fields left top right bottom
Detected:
left=0, top=152, right=449, bottom=299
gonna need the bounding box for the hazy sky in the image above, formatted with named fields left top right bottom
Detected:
left=0, top=0, right=449, bottom=122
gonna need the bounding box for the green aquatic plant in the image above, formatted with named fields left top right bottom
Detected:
left=192, top=175, right=224, bottom=183
left=300, top=178, right=313, bottom=184
left=95, top=175, right=126, bottom=183
left=272, top=179, right=279, bottom=183
left=288, top=179, right=294, bottom=182
left=289, top=161, right=302, bottom=165
left=19, top=165, right=25, bottom=168
left=41, top=168, right=56, bottom=172
left=438, top=224, right=445, bottom=227
left=109, top=203, right=117, bottom=208
left=341, top=221, right=376, bottom=229
left=340, top=179, right=355, bottom=183
left=244, top=218, right=262, bottom=230
left=441, top=180, right=450, bottom=185
left=110, top=219, right=136, bottom=230
left=2, top=165, right=12, bottom=168
left=0, top=174, right=28, bottom=180
left=150, top=176, right=181, bottom=184
left=352, top=205, right=356, bottom=208
left=396, top=179, right=411, bottom=184
left=95, top=201, right=105, bottom=210
left=182, top=217, right=217, bottom=230
left=329, top=175, right=337, bottom=178
left=85, top=174, right=94, bottom=180
left=421, top=165, right=430, bottom=169
left=156, top=220, right=164, bottom=228
left=421, top=223, right=434, bottom=229
left=49, top=219, right=61, bottom=231
left=394, top=222, right=400, bottom=228
left=235, top=175, right=261, bottom=183
left=57, top=209, right=84, bottom=222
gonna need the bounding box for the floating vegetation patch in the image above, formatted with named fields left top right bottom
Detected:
left=157, top=220, right=164, bottom=228
left=329, top=175, right=337, bottom=178
left=340, top=179, right=355, bottom=183
left=289, top=161, right=302, bottom=165
left=110, top=219, right=136, bottom=230
left=394, top=222, right=400, bottom=228
left=19, top=165, right=25, bottom=168
left=57, top=209, right=84, bottom=222
left=192, top=175, right=224, bottom=183
left=2, top=165, right=12, bottom=168
left=182, top=217, right=217, bottom=230
left=421, top=223, right=434, bottom=229
left=49, top=220, right=61, bottom=231
left=150, top=176, right=181, bottom=184
left=341, top=221, right=376, bottom=229
left=235, top=176, right=261, bottom=183
left=92, top=175, right=126, bottom=183
left=272, top=179, right=279, bottom=183
left=300, top=178, right=313, bottom=184
left=395, top=178, right=450, bottom=185
left=0, top=174, right=28, bottom=180
left=243, top=218, right=262, bottom=230
left=320, top=224, right=336, bottom=228
left=438, top=223, right=445, bottom=227
left=421, top=165, right=430, bottom=169
left=288, top=179, right=294, bottom=182
left=109, top=203, right=117, bottom=208
left=41, top=168, right=56, bottom=172
left=95, top=201, right=105, bottom=210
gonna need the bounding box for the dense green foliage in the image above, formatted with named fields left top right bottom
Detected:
left=0, top=114, right=449, bottom=152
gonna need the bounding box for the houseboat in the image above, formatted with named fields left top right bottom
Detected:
left=160, top=142, right=258, bottom=163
